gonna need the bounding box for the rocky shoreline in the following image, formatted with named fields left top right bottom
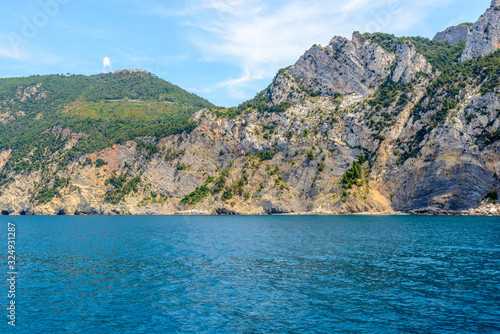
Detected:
left=2, top=4, right=500, bottom=217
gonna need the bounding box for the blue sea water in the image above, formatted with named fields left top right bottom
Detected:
left=1, top=215, right=499, bottom=333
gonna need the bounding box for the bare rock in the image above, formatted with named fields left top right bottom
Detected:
left=433, top=25, right=471, bottom=44
left=460, top=5, right=500, bottom=61
left=392, top=41, right=433, bottom=83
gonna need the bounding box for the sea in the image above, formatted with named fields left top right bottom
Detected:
left=1, top=215, right=499, bottom=333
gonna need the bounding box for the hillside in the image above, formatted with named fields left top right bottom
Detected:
left=0, top=70, right=214, bottom=173
left=2, top=3, right=500, bottom=216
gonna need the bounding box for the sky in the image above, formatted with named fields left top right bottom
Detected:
left=0, top=0, right=490, bottom=107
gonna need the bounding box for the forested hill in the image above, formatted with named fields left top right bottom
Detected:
left=0, top=70, right=214, bottom=172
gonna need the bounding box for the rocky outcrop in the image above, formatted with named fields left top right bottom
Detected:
left=266, top=32, right=436, bottom=105
left=460, top=4, right=500, bottom=61
left=267, top=33, right=396, bottom=105
left=1, top=3, right=500, bottom=216
left=433, top=25, right=471, bottom=44
left=392, top=41, right=433, bottom=83
left=0, top=150, right=11, bottom=171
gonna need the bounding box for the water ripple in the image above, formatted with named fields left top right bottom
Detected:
left=1, top=215, right=499, bottom=333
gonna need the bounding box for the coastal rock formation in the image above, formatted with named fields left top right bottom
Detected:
left=391, top=41, right=433, bottom=83
left=1, top=3, right=500, bottom=216
left=460, top=2, right=500, bottom=61
left=433, top=25, right=471, bottom=44
left=269, top=33, right=396, bottom=104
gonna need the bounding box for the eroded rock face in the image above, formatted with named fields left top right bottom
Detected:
left=0, top=150, right=11, bottom=171
left=267, top=33, right=396, bottom=105
left=1, top=4, right=500, bottom=216
left=460, top=5, right=500, bottom=61
left=433, top=25, right=471, bottom=45
left=266, top=32, right=435, bottom=106
left=392, top=42, right=433, bottom=83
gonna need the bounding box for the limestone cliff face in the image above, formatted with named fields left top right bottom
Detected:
left=433, top=25, right=471, bottom=45
left=266, top=32, right=436, bottom=107
left=392, top=41, right=433, bottom=83
left=268, top=33, right=396, bottom=105
left=460, top=4, right=500, bottom=61
left=1, top=4, right=500, bottom=216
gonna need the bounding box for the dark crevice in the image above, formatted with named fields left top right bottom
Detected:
left=1, top=210, right=9, bottom=216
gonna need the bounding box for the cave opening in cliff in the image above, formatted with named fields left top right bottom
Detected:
left=19, top=210, right=26, bottom=215
left=1, top=210, right=9, bottom=216
left=57, top=209, right=66, bottom=216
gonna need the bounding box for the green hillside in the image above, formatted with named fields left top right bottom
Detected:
left=0, top=70, right=214, bottom=172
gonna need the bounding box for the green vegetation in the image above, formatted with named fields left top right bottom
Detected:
left=363, top=33, right=466, bottom=71
left=485, top=128, right=500, bottom=144
left=213, top=87, right=292, bottom=119
left=485, top=190, right=498, bottom=204
left=53, top=177, right=70, bottom=189
left=458, top=22, right=474, bottom=28
left=164, top=148, right=185, bottom=161
left=0, top=173, right=9, bottom=189
left=95, top=159, right=108, bottom=167
left=341, top=155, right=368, bottom=189
left=368, top=80, right=412, bottom=111
left=33, top=176, right=70, bottom=204
left=104, top=174, right=141, bottom=204
left=371, top=133, right=386, bottom=142
left=138, top=191, right=168, bottom=207
left=35, top=187, right=61, bottom=205
left=181, top=185, right=211, bottom=205
left=213, top=168, right=231, bottom=194
left=221, top=174, right=249, bottom=202
left=399, top=49, right=500, bottom=163
left=248, top=151, right=275, bottom=161
left=0, top=71, right=214, bottom=173
left=135, top=140, right=159, bottom=160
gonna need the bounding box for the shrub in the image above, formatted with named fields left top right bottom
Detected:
left=104, top=175, right=141, bottom=204
left=485, top=190, right=498, bottom=204
left=249, top=151, right=275, bottom=161
left=181, top=186, right=211, bottom=205
left=341, top=160, right=363, bottom=189
left=36, top=187, right=61, bottom=204
left=95, top=159, right=107, bottom=167
left=306, top=151, right=315, bottom=160
left=318, top=162, right=325, bottom=173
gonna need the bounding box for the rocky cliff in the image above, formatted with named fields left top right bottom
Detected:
left=460, top=2, right=500, bottom=61
left=433, top=24, right=471, bottom=45
left=1, top=4, right=500, bottom=216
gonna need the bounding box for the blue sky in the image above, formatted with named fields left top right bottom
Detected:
left=0, top=0, right=490, bottom=107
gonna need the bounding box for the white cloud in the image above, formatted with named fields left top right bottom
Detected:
left=152, top=0, right=470, bottom=100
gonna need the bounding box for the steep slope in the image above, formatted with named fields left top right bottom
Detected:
left=0, top=70, right=214, bottom=173
left=1, top=4, right=500, bottom=216
left=433, top=24, right=472, bottom=45
left=460, top=0, right=500, bottom=61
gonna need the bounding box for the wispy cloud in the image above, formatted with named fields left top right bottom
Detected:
left=153, top=1, right=389, bottom=98
left=0, top=46, right=24, bottom=60
left=149, top=0, right=456, bottom=101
